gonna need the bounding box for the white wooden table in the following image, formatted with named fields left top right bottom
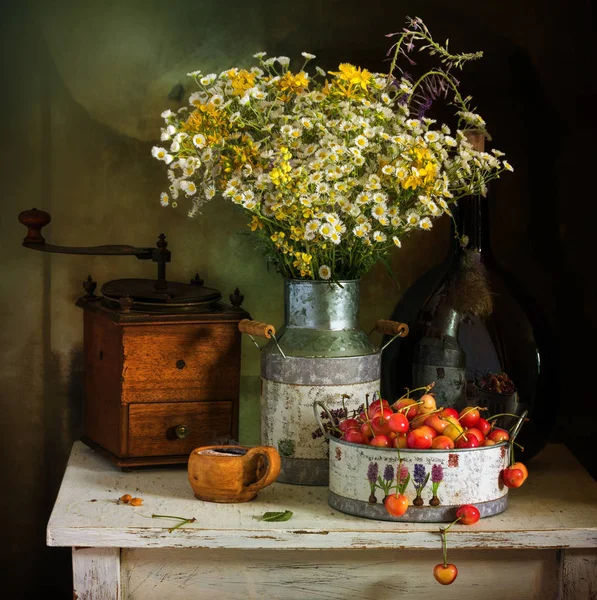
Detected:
left=48, top=442, right=597, bottom=600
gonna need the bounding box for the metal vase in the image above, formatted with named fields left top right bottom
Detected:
left=412, top=304, right=466, bottom=408
left=261, top=279, right=380, bottom=485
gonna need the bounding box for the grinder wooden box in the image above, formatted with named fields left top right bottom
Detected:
left=78, top=298, right=248, bottom=468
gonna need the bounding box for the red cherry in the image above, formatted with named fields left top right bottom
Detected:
left=343, top=430, right=367, bottom=444
left=433, top=563, right=458, bottom=585
left=511, top=462, right=529, bottom=482
left=338, top=418, right=360, bottom=433
left=406, top=428, right=433, bottom=449
left=456, top=504, right=481, bottom=525
left=360, top=422, right=373, bottom=438
left=371, top=416, right=392, bottom=437
left=392, top=434, right=408, bottom=448
left=370, top=435, right=391, bottom=447
left=477, top=418, right=491, bottom=436
left=384, top=493, right=409, bottom=517
left=370, top=406, right=393, bottom=420
left=394, top=398, right=418, bottom=420
left=488, top=428, right=510, bottom=443
left=458, top=407, right=480, bottom=428
left=439, top=407, right=459, bottom=420
left=431, top=435, right=455, bottom=449
left=455, top=434, right=480, bottom=448
left=425, top=413, right=449, bottom=435
left=388, top=412, right=409, bottom=434
left=466, top=427, right=485, bottom=443
left=368, top=399, right=389, bottom=413
left=502, top=467, right=525, bottom=488
left=417, top=425, right=437, bottom=439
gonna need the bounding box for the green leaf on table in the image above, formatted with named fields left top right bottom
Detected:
left=261, top=510, right=293, bottom=522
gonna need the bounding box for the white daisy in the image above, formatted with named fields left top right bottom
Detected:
left=381, top=164, right=395, bottom=176
left=373, top=231, right=387, bottom=243
left=253, top=51, right=267, bottom=59
left=356, top=192, right=372, bottom=205
left=371, top=203, right=388, bottom=220
left=424, top=131, right=441, bottom=143
left=200, top=74, right=217, bottom=85
left=204, top=185, right=216, bottom=200
left=180, top=181, right=198, bottom=196
left=406, top=212, right=419, bottom=226
left=193, top=134, right=206, bottom=148
left=503, top=161, right=514, bottom=172
left=319, top=222, right=334, bottom=237
left=160, top=192, right=169, bottom=207
left=318, top=265, right=331, bottom=280
left=419, top=217, right=433, bottom=230
left=161, top=109, right=174, bottom=119
left=276, top=56, right=290, bottom=66
left=302, top=52, right=316, bottom=60
left=353, top=224, right=369, bottom=238
left=392, top=236, right=402, bottom=247
left=354, top=135, right=369, bottom=149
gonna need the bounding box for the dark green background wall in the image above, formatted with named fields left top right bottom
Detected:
left=0, top=0, right=593, bottom=596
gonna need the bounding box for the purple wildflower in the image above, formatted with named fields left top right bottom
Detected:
left=431, top=464, right=444, bottom=484
left=383, top=464, right=394, bottom=481
left=418, top=97, right=433, bottom=119
left=367, top=462, right=379, bottom=483
left=413, top=463, right=426, bottom=486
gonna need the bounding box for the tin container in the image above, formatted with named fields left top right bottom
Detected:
left=239, top=280, right=408, bottom=486
left=314, top=401, right=526, bottom=522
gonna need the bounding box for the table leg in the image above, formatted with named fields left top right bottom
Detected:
left=561, top=549, right=597, bottom=600
left=72, top=547, right=121, bottom=600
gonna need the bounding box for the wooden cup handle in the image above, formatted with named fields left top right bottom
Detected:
left=244, top=446, right=281, bottom=493
left=374, top=320, right=409, bottom=337
left=238, top=319, right=276, bottom=339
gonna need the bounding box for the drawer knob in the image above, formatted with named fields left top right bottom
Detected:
left=175, top=424, right=190, bottom=439
left=176, top=359, right=186, bottom=370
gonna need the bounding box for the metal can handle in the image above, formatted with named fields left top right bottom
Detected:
left=238, top=319, right=287, bottom=358
left=312, top=400, right=336, bottom=441
left=374, top=320, right=409, bottom=337
left=238, top=319, right=276, bottom=339
left=372, top=319, right=409, bottom=353
left=509, top=410, right=528, bottom=444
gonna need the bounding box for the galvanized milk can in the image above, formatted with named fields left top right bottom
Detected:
left=239, top=279, right=408, bottom=485
left=314, top=401, right=527, bottom=522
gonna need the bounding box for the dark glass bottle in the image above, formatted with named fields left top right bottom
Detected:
left=381, top=193, right=558, bottom=460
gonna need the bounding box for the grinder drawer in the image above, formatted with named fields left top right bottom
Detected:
left=127, top=401, right=233, bottom=457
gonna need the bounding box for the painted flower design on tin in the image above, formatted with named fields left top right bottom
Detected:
left=430, top=464, right=444, bottom=506
left=367, top=462, right=379, bottom=503
left=412, top=463, right=430, bottom=506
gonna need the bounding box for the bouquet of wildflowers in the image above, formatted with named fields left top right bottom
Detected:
left=152, top=17, right=512, bottom=281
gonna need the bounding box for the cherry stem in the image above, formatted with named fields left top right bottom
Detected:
left=439, top=516, right=461, bottom=567
left=394, top=384, right=433, bottom=404
left=486, top=413, right=526, bottom=421
left=458, top=406, right=487, bottom=422
left=152, top=514, right=197, bottom=533
left=441, top=528, right=448, bottom=567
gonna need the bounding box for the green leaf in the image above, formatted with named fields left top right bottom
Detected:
left=261, top=510, right=293, bottom=522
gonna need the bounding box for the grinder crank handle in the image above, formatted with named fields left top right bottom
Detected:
left=18, top=208, right=155, bottom=258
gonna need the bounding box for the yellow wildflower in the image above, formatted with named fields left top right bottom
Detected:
left=250, top=216, right=263, bottom=231
left=329, top=63, right=372, bottom=91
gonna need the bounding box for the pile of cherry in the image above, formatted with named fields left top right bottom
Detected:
left=334, top=386, right=528, bottom=489
left=332, top=386, right=530, bottom=585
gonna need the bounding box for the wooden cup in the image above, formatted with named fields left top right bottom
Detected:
left=188, top=445, right=281, bottom=503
